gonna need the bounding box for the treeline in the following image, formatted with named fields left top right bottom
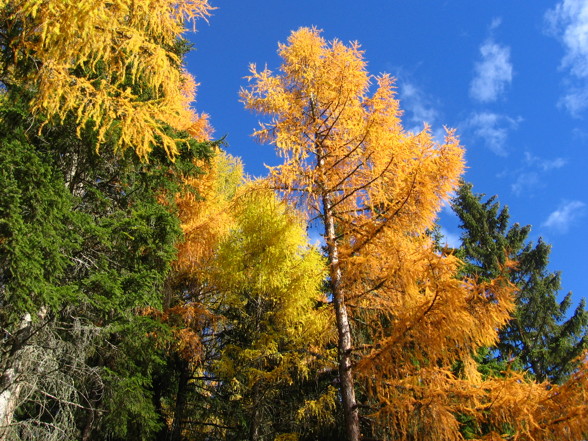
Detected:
left=0, top=2, right=586, bottom=441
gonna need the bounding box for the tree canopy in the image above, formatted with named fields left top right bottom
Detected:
left=0, top=0, right=213, bottom=159
left=452, top=181, right=588, bottom=384
left=0, top=1, right=214, bottom=439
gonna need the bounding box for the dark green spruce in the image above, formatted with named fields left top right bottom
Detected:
left=451, top=181, right=587, bottom=384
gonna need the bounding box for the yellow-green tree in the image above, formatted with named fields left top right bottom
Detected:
left=211, top=188, right=331, bottom=441
left=156, top=152, right=332, bottom=440
left=241, top=27, right=587, bottom=441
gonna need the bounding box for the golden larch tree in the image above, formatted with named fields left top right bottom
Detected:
left=240, top=27, right=587, bottom=441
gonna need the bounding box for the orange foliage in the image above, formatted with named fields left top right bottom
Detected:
left=369, top=357, right=588, bottom=441
left=144, top=303, right=213, bottom=363
left=145, top=152, right=241, bottom=364
left=241, top=27, right=587, bottom=441
left=174, top=150, right=241, bottom=280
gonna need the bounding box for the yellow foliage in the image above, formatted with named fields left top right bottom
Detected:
left=477, top=361, right=588, bottom=441
left=296, top=385, right=338, bottom=428
left=166, top=149, right=333, bottom=436
left=367, top=358, right=588, bottom=441
left=274, top=434, right=299, bottom=441
left=1, top=0, right=213, bottom=159
left=210, top=186, right=333, bottom=386
left=174, top=150, right=243, bottom=280
left=242, top=28, right=463, bottom=236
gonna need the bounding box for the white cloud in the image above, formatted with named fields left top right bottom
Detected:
left=466, top=112, right=521, bottom=156
left=545, top=0, right=588, bottom=115
left=509, top=152, right=567, bottom=195
left=524, top=152, right=567, bottom=171
left=511, top=172, right=540, bottom=196
left=470, top=39, right=513, bottom=103
left=559, top=86, right=588, bottom=115
left=542, top=200, right=586, bottom=232
left=546, top=0, right=588, bottom=78
left=396, top=77, right=449, bottom=143
left=490, top=18, right=503, bottom=31
left=398, top=80, right=440, bottom=133
left=572, top=126, right=588, bottom=140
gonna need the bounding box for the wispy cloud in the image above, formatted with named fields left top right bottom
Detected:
left=542, top=200, right=586, bottom=232
left=511, top=172, right=540, bottom=196
left=470, top=38, right=513, bottom=103
left=524, top=152, right=567, bottom=171
left=545, top=0, right=588, bottom=116
left=559, top=87, right=588, bottom=116
left=509, top=152, right=567, bottom=195
left=394, top=76, right=451, bottom=144
left=398, top=79, right=442, bottom=136
left=466, top=112, right=521, bottom=156
left=546, top=0, right=588, bottom=78
left=489, top=17, right=503, bottom=31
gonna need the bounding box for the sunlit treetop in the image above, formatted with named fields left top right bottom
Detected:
left=241, top=27, right=463, bottom=236
left=0, top=0, right=213, bottom=160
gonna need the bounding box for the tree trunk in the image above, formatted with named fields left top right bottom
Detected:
left=81, top=406, right=96, bottom=441
left=0, top=363, right=24, bottom=438
left=0, top=313, right=32, bottom=438
left=323, top=195, right=360, bottom=441
left=153, top=375, right=171, bottom=440
left=170, top=358, right=190, bottom=441
left=249, top=382, right=261, bottom=441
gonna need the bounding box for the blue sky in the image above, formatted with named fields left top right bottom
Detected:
left=185, top=0, right=587, bottom=307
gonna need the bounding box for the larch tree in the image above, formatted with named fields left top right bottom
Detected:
left=148, top=151, right=242, bottom=441
left=241, top=27, right=514, bottom=441
left=242, top=27, right=588, bottom=441
left=210, top=187, right=331, bottom=441
left=0, top=0, right=213, bottom=159
left=452, top=182, right=588, bottom=383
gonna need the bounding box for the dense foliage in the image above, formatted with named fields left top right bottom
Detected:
left=0, top=4, right=586, bottom=441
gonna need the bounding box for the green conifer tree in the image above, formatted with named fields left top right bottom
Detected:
left=0, top=1, right=214, bottom=437
left=0, top=90, right=213, bottom=441
left=451, top=181, right=587, bottom=383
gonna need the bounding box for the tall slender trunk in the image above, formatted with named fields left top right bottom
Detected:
left=0, top=358, right=24, bottom=438
left=323, top=195, right=360, bottom=441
